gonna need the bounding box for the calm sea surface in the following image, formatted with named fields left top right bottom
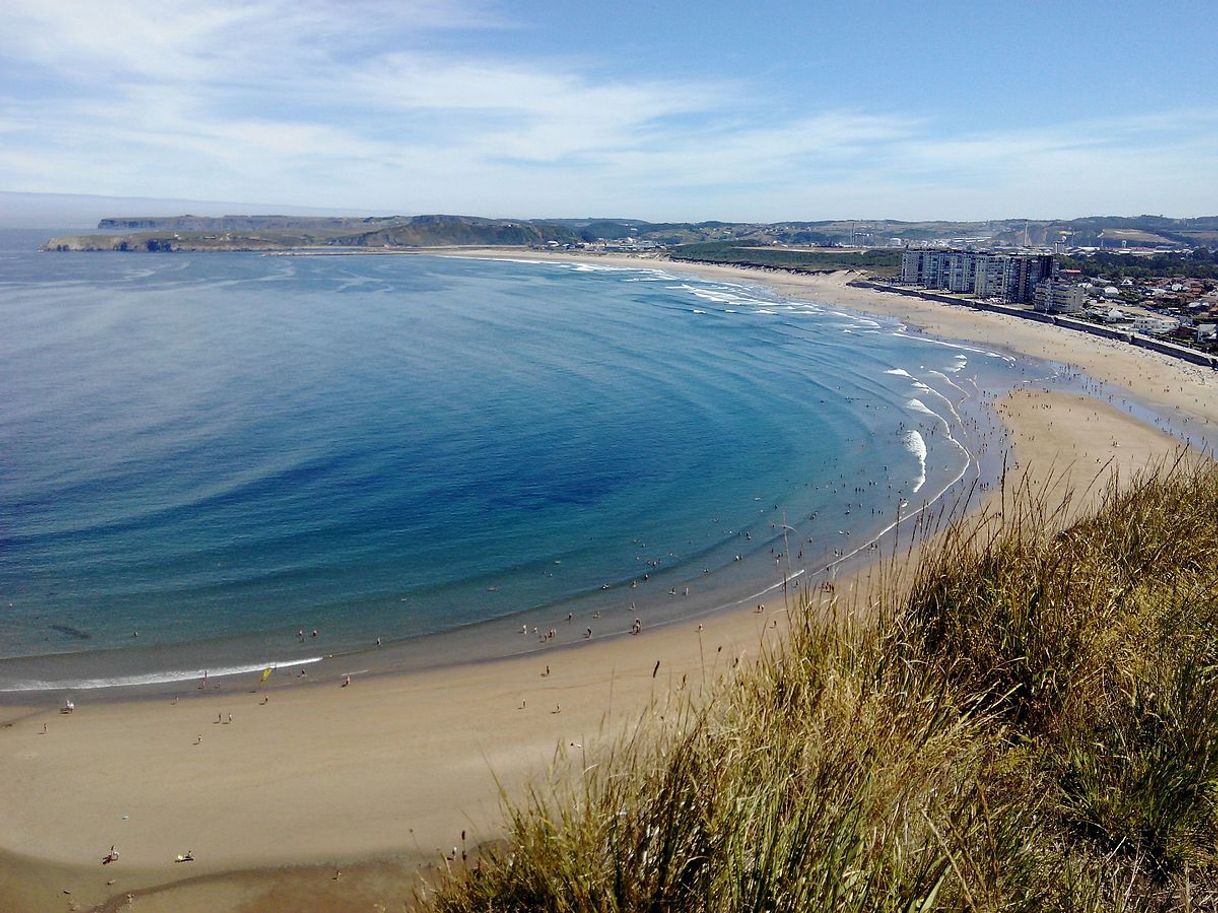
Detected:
left=1, top=232, right=1035, bottom=691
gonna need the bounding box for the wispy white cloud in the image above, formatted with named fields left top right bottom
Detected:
left=1, top=1, right=1216, bottom=220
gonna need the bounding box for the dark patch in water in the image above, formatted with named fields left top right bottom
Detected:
left=50, top=624, right=91, bottom=640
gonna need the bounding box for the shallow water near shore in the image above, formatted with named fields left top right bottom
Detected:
left=2, top=236, right=1052, bottom=692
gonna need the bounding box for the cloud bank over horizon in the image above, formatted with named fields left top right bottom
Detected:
left=2, top=0, right=1216, bottom=222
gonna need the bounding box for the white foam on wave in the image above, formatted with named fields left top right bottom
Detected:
left=921, top=372, right=967, bottom=426
left=625, top=272, right=682, bottom=283
left=692, top=309, right=707, bottom=315
left=884, top=368, right=912, bottom=377
left=892, top=332, right=1010, bottom=362
left=569, top=262, right=642, bottom=273
left=903, top=429, right=928, bottom=493
left=476, top=256, right=671, bottom=281
left=904, top=388, right=973, bottom=490
left=0, top=656, right=324, bottom=692
left=670, top=284, right=770, bottom=307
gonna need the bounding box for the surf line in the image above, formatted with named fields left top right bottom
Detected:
left=0, top=656, right=325, bottom=692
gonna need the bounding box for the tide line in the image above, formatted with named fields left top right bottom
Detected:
left=0, top=656, right=324, bottom=692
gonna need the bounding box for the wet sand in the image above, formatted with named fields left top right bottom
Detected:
left=0, top=253, right=1212, bottom=913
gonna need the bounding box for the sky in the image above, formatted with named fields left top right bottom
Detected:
left=1, top=0, right=1217, bottom=223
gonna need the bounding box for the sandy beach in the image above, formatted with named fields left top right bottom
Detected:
left=1, top=252, right=1214, bottom=913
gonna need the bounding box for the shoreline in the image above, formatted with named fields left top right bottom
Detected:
left=1, top=252, right=1215, bottom=912
left=0, top=251, right=1012, bottom=703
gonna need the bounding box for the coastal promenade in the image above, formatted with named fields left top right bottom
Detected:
left=849, top=279, right=1218, bottom=370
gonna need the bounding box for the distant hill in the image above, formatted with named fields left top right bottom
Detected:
left=45, top=214, right=582, bottom=251
left=43, top=213, right=1218, bottom=253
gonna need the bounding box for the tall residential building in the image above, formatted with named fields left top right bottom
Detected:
left=1032, top=279, right=1086, bottom=315
left=900, top=249, right=1056, bottom=303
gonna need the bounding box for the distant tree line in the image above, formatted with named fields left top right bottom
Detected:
left=669, top=242, right=901, bottom=277
left=1060, top=249, right=1218, bottom=281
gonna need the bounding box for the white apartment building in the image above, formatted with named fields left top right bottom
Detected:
left=900, top=249, right=1056, bottom=303
left=1033, top=280, right=1087, bottom=315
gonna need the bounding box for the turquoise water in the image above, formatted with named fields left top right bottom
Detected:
left=0, top=235, right=1027, bottom=691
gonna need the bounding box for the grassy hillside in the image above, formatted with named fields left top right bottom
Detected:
left=425, top=457, right=1218, bottom=912
left=669, top=241, right=902, bottom=277
left=43, top=215, right=582, bottom=251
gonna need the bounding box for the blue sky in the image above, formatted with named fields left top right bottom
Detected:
left=1, top=0, right=1216, bottom=221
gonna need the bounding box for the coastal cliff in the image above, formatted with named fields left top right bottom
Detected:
left=44, top=214, right=584, bottom=252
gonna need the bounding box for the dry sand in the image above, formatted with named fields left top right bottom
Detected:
left=1, top=252, right=1213, bottom=913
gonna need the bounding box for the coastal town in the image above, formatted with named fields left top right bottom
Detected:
left=547, top=227, right=1218, bottom=367
left=888, top=246, right=1218, bottom=365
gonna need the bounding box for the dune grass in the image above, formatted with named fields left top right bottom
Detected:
left=424, top=457, right=1218, bottom=912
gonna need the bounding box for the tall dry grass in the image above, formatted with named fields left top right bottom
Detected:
left=425, top=456, right=1218, bottom=912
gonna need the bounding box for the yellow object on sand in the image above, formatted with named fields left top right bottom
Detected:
left=260, top=667, right=272, bottom=683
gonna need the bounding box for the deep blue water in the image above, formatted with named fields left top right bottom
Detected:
left=0, top=232, right=1030, bottom=690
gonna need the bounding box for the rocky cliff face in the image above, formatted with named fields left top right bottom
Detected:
left=44, top=235, right=184, bottom=251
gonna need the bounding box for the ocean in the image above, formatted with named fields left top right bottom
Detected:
left=0, top=233, right=1033, bottom=693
